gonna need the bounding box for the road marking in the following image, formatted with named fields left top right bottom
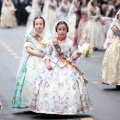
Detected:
left=81, top=118, right=94, bottom=120
left=0, top=39, right=20, bottom=62
left=92, top=82, right=98, bottom=83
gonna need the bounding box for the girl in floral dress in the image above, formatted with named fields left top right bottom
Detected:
left=30, top=20, right=92, bottom=114
left=12, top=17, right=52, bottom=108
left=81, top=0, right=105, bottom=49
left=77, top=0, right=89, bottom=45
left=42, top=0, right=57, bottom=31
left=58, top=0, right=70, bottom=21
left=26, top=0, right=42, bottom=35
left=68, top=0, right=79, bottom=40
left=102, top=10, right=120, bottom=89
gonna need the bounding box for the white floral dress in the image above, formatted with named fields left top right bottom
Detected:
left=102, top=23, right=120, bottom=85
left=1, top=0, right=17, bottom=27
left=82, top=7, right=105, bottom=49
left=31, top=37, right=92, bottom=114
left=12, top=32, right=52, bottom=108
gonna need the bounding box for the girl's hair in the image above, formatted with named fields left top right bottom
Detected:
left=117, top=13, right=120, bottom=19
left=55, top=21, right=69, bottom=32
left=33, top=17, right=45, bottom=27
left=91, top=0, right=96, bottom=6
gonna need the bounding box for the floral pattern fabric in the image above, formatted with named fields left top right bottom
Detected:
left=12, top=32, right=52, bottom=108
left=31, top=37, right=92, bottom=114
left=81, top=7, right=105, bottom=49
left=102, top=23, right=120, bottom=85
left=1, top=0, right=17, bottom=27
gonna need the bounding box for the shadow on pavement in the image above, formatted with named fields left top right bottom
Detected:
left=103, top=88, right=120, bottom=91
left=13, top=111, right=93, bottom=119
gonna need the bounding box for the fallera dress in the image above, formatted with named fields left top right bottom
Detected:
left=102, top=22, right=120, bottom=85
left=30, top=37, right=92, bottom=114
left=12, top=32, right=52, bottom=108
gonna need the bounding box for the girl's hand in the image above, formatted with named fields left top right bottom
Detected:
left=108, top=43, right=111, bottom=48
left=46, top=63, right=52, bottom=70
left=38, top=53, right=45, bottom=58
left=76, top=51, right=81, bottom=57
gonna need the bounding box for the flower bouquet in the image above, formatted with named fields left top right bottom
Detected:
left=100, top=17, right=107, bottom=25
left=85, top=44, right=94, bottom=58
left=78, top=43, right=94, bottom=58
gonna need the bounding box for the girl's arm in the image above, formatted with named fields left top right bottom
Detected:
left=69, top=44, right=81, bottom=61
left=26, top=47, right=45, bottom=58
left=103, top=26, right=116, bottom=48
left=45, top=59, right=52, bottom=70
left=44, top=41, right=53, bottom=70
left=24, top=35, right=45, bottom=58
left=72, top=51, right=81, bottom=61
left=72, top=43, right=93, bottom=60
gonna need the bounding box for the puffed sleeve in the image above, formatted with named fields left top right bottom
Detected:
left=103, top=24, right=118, bottom=49
left=23, top=35, right=33, bottom=48
left=24, top=42, right=33, bottom=48
left=106, top=28, right=114, bottom=43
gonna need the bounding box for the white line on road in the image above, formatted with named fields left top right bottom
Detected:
left=81, top=118, right=94, bottom=120
left=0, top=39, right=20, bottom=61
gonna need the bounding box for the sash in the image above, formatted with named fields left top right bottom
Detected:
left=111, top=25, right=120, bottom=37
left=31, top=32, right=43, bottom=44
left=53, top=39, right=88, bottom=84
left=30, top=33, right=44, bottom=53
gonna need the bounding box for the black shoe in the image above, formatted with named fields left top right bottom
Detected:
left=116, top=85, right=120, bottom=90
left=93, top=47, right=98, bottom=51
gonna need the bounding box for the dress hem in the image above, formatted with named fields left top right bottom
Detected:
left=31, top=108, right=93, bottom=115
left=102, top=82, right=120, bottom=85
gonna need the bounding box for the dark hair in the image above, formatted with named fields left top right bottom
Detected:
left=117, top=13, right=120, bottom=19
left=33, top=16, right=45, bottom=27
left=55, top=21, right=69, bottom=32
left=91, top=0, right=96, bottom=6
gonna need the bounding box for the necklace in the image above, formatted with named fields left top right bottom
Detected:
left=58, top=36, right=66, bottom=41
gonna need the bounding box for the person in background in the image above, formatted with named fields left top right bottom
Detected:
left=81, top=0, right=105, bottom=50
left=68, top=0, right=79, bottom=40
left=26, top=0, right=42, bottom=35
left=58, top=0, right=70, bottom=21
left=20, top=0, right=31, bottom=25
left=0, top=0, right=3, bottom=15
left=12, top=0, right=21, bottom=25
left=42, top=0, right=57, bottom=31
left=1, top=0, right=17, bottom=28
left=102, top=9, right=120, bottom=90
left=76, top=0, right=90, bottom=46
